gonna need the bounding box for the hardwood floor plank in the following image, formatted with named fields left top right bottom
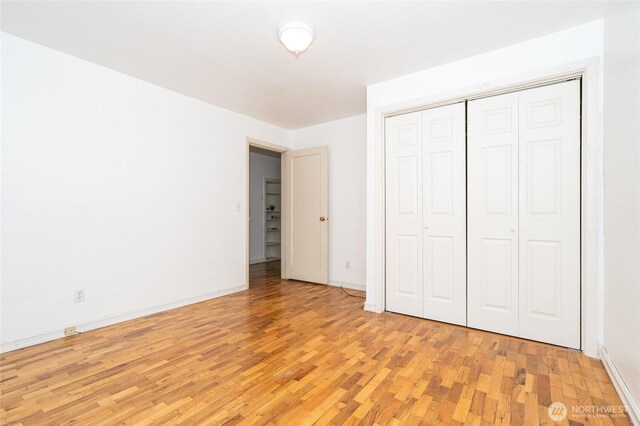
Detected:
left=0, top=261, right=631, bottom=425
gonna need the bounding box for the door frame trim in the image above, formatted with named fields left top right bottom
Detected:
left=246, top=137, right=290, bottom=287
left=370, top=57, right=602, bottom=356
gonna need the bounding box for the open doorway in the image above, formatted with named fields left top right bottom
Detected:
left=249, top=144, right=283, bottom=284
left=246, top=138, right=329, bottom=289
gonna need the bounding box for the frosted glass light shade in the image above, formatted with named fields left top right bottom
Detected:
left=277, top=22, right=315, bottom=56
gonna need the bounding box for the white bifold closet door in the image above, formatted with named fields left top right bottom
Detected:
left=518, top=82, right=580, bottom=348
left=467, top=92, right=520, bottom=337
left=386, top=111, right=423, bottom=317
left=386, top=103, right=466, bottom=324
left=468, top=80, right=581, bottom=348
left=422, top=103, right=466, bottom=325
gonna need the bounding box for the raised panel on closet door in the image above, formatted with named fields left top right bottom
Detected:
left=518, top=80, right=581, bottom=349
left=467, top=92, right=519, bottom=336
left=422, top=103, right=466, bottom=325
left=385, top=112, right=423, bottom=317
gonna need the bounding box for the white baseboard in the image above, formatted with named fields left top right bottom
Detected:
left=249, top=258, right=266, bottom=265
left=600, top=347, right=640, bottom=425
left=0, top=285, right=246, bottom=354
left=363, top=302, right=381, bottom=313
left=582, top=342, right=600, bottom=359
left=328, top=281, right=366, bottom=292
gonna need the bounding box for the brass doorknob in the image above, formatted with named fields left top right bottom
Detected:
left=319, top=216, right=327, bottom=222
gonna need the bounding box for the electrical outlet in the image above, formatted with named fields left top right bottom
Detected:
left=74, top=289, right=85, bottom=303
left=64, top=326, right=77, bottom=336
left=345, top=260, right=350, bottom=269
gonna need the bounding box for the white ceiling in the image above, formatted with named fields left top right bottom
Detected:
left=1, top=1, right=608, bottom=129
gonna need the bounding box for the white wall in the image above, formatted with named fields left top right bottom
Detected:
left=1, top=33, right=291, bottom=350
left=249, top=152, right=281, bottom=263
left=603, top=0, right=640, bottom=412
left=366, top=21, right=605, bottom=353
left=291, top=115, right=366, bottom=289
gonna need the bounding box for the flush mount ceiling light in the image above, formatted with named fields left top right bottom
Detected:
left=277, top=21, right=315, bottom=57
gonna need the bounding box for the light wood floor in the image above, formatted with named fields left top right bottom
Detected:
left=0, top=261, right=630, bottom=425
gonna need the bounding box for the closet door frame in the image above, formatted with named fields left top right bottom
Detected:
left=374, top=58, right=601, bottom=356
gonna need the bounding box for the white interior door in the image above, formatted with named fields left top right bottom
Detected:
left=385, top=112, right=423, bottom=317
left=467, top=92, right=520, bottom=336
left=283, top=147, right=328, bottom=284
left=518, top=81, right=581, bottom=348
left=422, top=103, right=467, bottom=325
